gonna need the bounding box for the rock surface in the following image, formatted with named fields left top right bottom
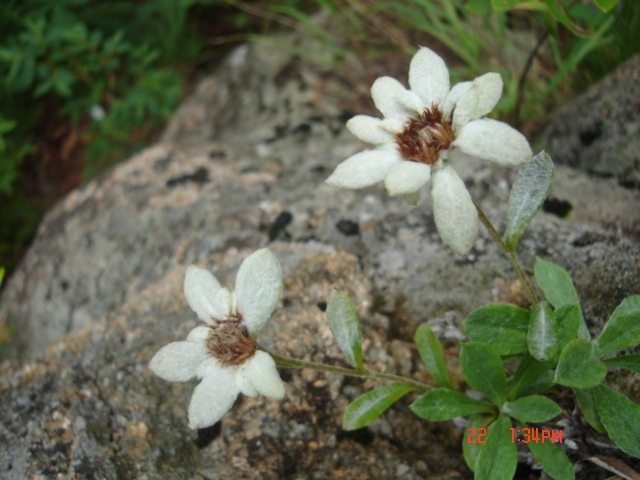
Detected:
left=1, top=26, right=640, bottom=480
left=539, top=52, right=640, bottom=188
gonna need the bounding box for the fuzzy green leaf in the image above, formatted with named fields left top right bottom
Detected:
left=475, top=414, right=517, bottom=480
left=504, top=151, right=554, bottom=250
left=326, top=290, right=363, bottom=370
left=463, top=412, right=496, bottom=472
left=595, top=295, right=640, bottom=356
left=553, top=304, right=581, bottom=356
left=574, top=388, right=606, bottom=433
left=460, top=342, right=507, bottom=406
left=415, top=325, right=453, bottom=389
left=343, top=383, right=414, bottom=430
left=502, top=395, right=562, bottom=423
left=528, top=301, right=558, bottom=361
left=527, top=439, right=575, bottom=480
left=464, top=304, right=529, bottom=356
left=594, top=0, right=617, bottom=12
left=410, top=389, right=494, bottom=421
left=507, top=353, right=553, bottom=400
left=554, top=339, right=606, bottom=389
left=534, top=258, right=588, bottom=339
left=593, top=384, right=640, bottom=457
left=604, top=354, right=640, bottom=374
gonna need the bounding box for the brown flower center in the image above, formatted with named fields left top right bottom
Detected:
left=395, top=104, right=454, bottom=165
left=206, top=313, right=257, bottom=366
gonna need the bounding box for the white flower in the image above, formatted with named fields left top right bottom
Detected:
left=149, top=248, right=285, bottom=429
left=326, top=47, right=533, bottom=255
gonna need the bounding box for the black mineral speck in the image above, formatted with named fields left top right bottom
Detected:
left=543, top=197, right=572, bottom=218
left=195, top=423, right=221, bottom=449
left=336, top=219, right=359, bottom=236
left=269, top=211, right=293, bottom=240
left=165, top=167, right=210, bottom=187
left=317, top=301, right=327, bottom=312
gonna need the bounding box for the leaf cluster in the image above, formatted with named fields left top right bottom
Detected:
left=323, top=152, right=640, bottom=479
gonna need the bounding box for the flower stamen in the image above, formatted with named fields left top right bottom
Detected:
left=206, top=313, right=257, bottom=366
left=395, top=104, right=454, bottom=165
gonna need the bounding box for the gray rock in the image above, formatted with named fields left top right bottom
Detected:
left=1, top=26, right=640, bottom=479
left=538, top=53, right=640, bottom=187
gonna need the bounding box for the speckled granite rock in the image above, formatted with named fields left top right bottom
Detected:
left=538, top=52, right=640, bottom=188
left=1, top=26, right=640, bottom=479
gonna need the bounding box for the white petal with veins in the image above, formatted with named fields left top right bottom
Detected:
left=235, top=248, right=282, bottom=336
left=149, top=337, right=209, bottom=382
left=443, top=81, right=472, bottom=121
left=384, top=161, right=431, bottom=196
left=240, top=351, right=285, bottom=399
left=432, top=165, right=479, bottom=255
left=188, top=360, right=238, bottom=429
left=347, top=115, right=395, bottom=145
left=184, top=266, right=224, bottom=323
left=371, top=77, right=413, bottom=121
left=326, top=149, right=402, bottom=189
left=408, top=46, right=450, bottom=106
left=453, top=118, right=532, bottom=167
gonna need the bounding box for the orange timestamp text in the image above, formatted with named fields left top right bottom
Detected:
left=466, top=427, right=563, bottom=444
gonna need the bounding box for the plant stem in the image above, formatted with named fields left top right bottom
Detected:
left=261, top=347, right=431, bottom=392
left=473, top=200, right=539, bottom=305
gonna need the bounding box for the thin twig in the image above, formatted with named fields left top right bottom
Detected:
left=261, top=347, right=432, bottom=392
left=473, top=199, right=538, bottom=305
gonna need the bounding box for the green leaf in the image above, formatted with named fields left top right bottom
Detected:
left=519, top=371, right=555, bottom=398
left=460, top=342, right=507, bottom=406
left=595, top=295, right=640, bottom=356
left=507, top=353, right=553, bottom=400
left=502, top=395, right=562, bottom=423
left=464, top=304, right=529, bottom=356
left=527, top=439, right=575, bottom=480
left=504, top=151, right=554, bottom=250
left=415, top=325, right=453, bottom=389
left=594, top=0, right=617, bottom=12
left=475, top=414, right=517, bottom=480
left=490, top=0, right=547, bottom=10
left=593, top=384, right=640, bottom=457
left=463, top=412, right=496, bottom=472
left=574, top=388, right=606, bottom=433
left=326, top=290, right=363, bottom=370
left=410, top=389, right=495, bottom=421
left=534, top=258, right=579, bottom=307
left=604, top=354, right=640, bottom=374
left=554, top=304, right=581, bottom=356
left=534, top=258, right=588, bottom=340
left=528, top=301, right=559, bottom=361
left=554, top=339, right=606, bottom=389
left=343, top=383, right=414, bottom=430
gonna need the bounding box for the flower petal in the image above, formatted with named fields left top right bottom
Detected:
left=184, top=266, right=229, bottom=323
left=452, top=86, right=480, bottom=132
left=188, top=359, right=238, bottom=429
left=408, top=47, right=450, bottom=107
left=378, top=118, right=405, bottom=134
left=347, top=115, right=396, bottom=145
left=371, top=77, right=413, bottom=120
left=384, top=161, right=431, bottom=196
left=431, top=165, right=479, bottom=255
left=326, top=149, right=402, bottom=189
left=149, top=333, right=209, bottom=382
left=443, top=81, right=472, bottom=121
left=472, top=72, right=503, bottom=119
left=453, top=118, right=532, bottom=167
left=235, top=248, right=282, bottom=335
left=238, top=351, right=285, bottom=399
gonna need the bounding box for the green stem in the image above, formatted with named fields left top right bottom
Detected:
left=473, top=200, right=539, bottom=305
left=261, top=347, right=431, bottom=392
